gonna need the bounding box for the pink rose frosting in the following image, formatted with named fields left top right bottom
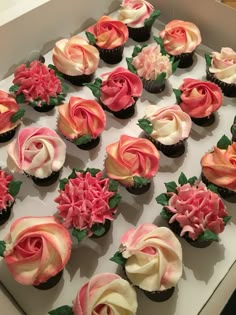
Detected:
left=179, top=78, right=223, bottom=118
left=55, top=171, right=117, bottom=236
left=86, top=16, right=129, bottom=49
left=73, top=273, right=138, bottom=315
left=120, top=223, right=182, bottom=291
left=7, top=127, right=66, bottom=178
left=105, top=135, right=160, bottom=186
left=100, top=67, right=143, bottom=111
left=3, top=216, right=71, bottom=285
left=0, top=169, right=14, bottom=211
left=52, top=35, right=99, bottom=76
left=0, top=90, right=20, bottom=133
left=159, top=20, right=202, bottom=56
left=166, top=182, right=228, bottom=240
left=58, top=96, right=106, bottom=140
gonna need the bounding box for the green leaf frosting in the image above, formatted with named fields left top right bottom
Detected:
left=108, top=179, right=119, bottom=192
left=160, top=207, right=172, bottom=221
left=109, top=194, right=122, bottom=209
left=207, top=183, right=218, bottom=194
left=164, top=181, right=177, bottom=193
left=84, top=78, right=102, bottom=99
left=0, top=241, right=6, bottom=257
left=72, top=228, right=87, bottom=243
left=223, top=216, right=231, bottom=225
left=91, top=223, right=106, bottom=237
left=110, top=251, right=127, bottom=265
left=178, top=172, right=188, bottom=186
left=133, top=176, right=149, bottom=188
left=137, top=118, right=153, bottom=134
left=156, top=193, right=170, bottom=206
left=85, top=31, right=96, bottom=45
left=75, top=135, right=92, bottom=146
left=126, top=57, right=137, bottom=74
left=156, top=72, right=166, bottom=84
left=205, top=53, right=212, bottom=67
left=9, top=84, right=19, bottom=93
left=59, top=178, right=68, bottom=190
left=197, top=229, right=219, bottom=242
left=10, top=109, right=25, bottom=123
left=171, top=59, right=180, bottom=73
left=8, top=181, right=22, bottom=197
left=217, top=135, right=231, bottom=149
left=187, top=176, right=198, bottom=186
left=15, top=93, right=26, bottom=104
left=144, top=9, right=161, bottom=27
left=173, top=88, right=182, bottom=105
left=48, top=305, right=73, bottom=315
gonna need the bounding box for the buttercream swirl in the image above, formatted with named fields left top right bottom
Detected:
left=0, top=90, right=20, bottom=133
left=0, top=169, right=14, bottom=211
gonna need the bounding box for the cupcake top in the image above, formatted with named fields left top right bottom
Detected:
left=86, top=16, right=129, bottom=49
left=105, top=134, right=160, bottom=187
left=159, top=20, right=202, bottom=56
left=57, top=96, right=106, bottom=141
left=1, top=216, right=71, bottom=286
left=52, top=35, right=100, bottom=76
left=138, top=104, right=192, bottom=145
left=7, top=127, right=66, bottom=179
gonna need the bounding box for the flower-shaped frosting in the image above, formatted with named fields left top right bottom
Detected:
left=52, top=35, right=99, bottom=76
left=3, top=216, right=71, bottom=285
left=86, top=16, right=129, bottom=49
left=159, top=20, right=202, bottom=56
left=73, top=273, right=137, bottom=315
left=0, top=91, right=21, bottom=134
left=105, top=134, right=160, bottom=186
left=0, top=170, right=14, bottom=211
left=7, top=127, right=66, bottom=178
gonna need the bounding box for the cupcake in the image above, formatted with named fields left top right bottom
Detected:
left=9, top=60, right=66, bottom=112
left=0, top=169, right=22, bottom=225
left=205, top=47, right=236, bottom=97
left=55, top=168, right=121, bottom=243
left=118, top=0, right=161, bottom=42
left=156, top=172, right=231, bottom=247
left=0, top=216, right=71, bottom=290
left=52, top=35, right=100, bottom=86
left=138, top=104, right=192, bottom=157
left=159, top=20, right=202, bottom=68
left=49, top=273, right=138, bottom=315
left=7, top=127, right=66, bottom=186
left=57, top=96, right=106, bottom=150
left=85, top=67, right=143, bottom=119
left=105, top=135, right=160, bottom=194
left=174, top=78, right=223, bottom=126
left=86, top=16, right=129, bottom=64
left=231, top=116, right=236, bottom=142
left=0, top=90, right=24, bottom=143
left=110, top=223, right=182, bottom=301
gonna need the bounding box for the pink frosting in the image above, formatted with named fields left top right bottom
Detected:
left=55, top=171, right=116, bottom=236
left=0, top=169, right=14, bottom=211
left=100, top=67, right=143, bottom=111
left=58, top=96, right=106, bottom=140
left=179, top=78, right=223, bottom=118
left=166, top=182, right=228, bottom=240
left=0, top=90, right=20, bottom=133
left=86, top=16, right=129, bottom=49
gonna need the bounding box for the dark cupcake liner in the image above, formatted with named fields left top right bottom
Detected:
left=172, top=52, right=194, bottom=68
left=26, top=170, right=60, bottom=187
left=0, top=127, right=17, bottom=143
left=76, top=136, right=100, bottom=150
left=126, top=181, right=151, bottom=195
left=34, top=269, right=63, bottom=290
left=33, top=105, right=55, bottom=113
left=191, top=113, right=215, bottom=126
left=142, top=79, right=165, bottom=94
left=101, top=102, right=136, bottom=119
left=143, top=286, right=175, bottom=302
left=0, top=203, right=13, bottom=226
left=206, top=70, right=236, bottom=97
left=62, top=72, right=94, bottom=86
left=96, top=45, right=124, bottom=64
left=128, top=24, right=152, bottom=42
left=89, top=220, right=111, bottom=239
left=147, top=135, right=185, bottom=158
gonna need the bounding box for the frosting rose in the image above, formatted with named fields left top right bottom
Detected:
left=132, top=43, right=172, bottom=80
left=209, top=47, right=236, bottom=84
left=166, top=182, right=228, bottom=240
left=0, top=169, right=14, bottom=211
left=7, top=127, right=66, bottom=178
left=120, top=223, right=182, bottom=291
left=159, top=20, right=202, bottom=56
left=52, top=35, right=99, bottom=76
left=86, top=16, right=129, bottom=49
left=179, top=78, right=223, bottom=118
left=143, top=104, right=192, bottom=145
left=100, top=67, right=143, bottom=111
left=58, top=96, right=106, bottom=140
left=105, top=134, right=160, bottom=186
left=118, top=0, right=154, bottom=28
left=0, top=90, right=21, bottom=133
left=201, top=143, right=236, bottom=191
left=73, top=273, right=137, bottom=315
left=3, top=216, right=71, bottom=285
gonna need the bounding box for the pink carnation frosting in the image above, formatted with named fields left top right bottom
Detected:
left=55, top=171, right=117, bottom=236
left=58, top=96, right=106, bottom=140
left=0, top=90, right=20, bottom=134
left=166, top=182, right=228, bottom=240
left=179, top=78, right=223, bottom=118
left=3, top=216, right=72, bottom=285
left=100, top=67, right=143, bottom=111
left=0, top=169, right=14, bottom=211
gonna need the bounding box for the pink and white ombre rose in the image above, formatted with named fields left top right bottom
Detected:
left=120, top=223, right=182, bottom=291
left=0, top=90, right=20, bottom=133
left=159, top=20, right=201, bottom=56
left=7, top=127, right=66, bottom=179
left=52, top=35, right=99, bottom=76
left=105, top=135, right=160, bottom=187
left=166, top=182, right=228, bottom=240
left=73, top=273, right=137, bottom=315
left=3, top=216, right=71, bottom=286
left=58, top=96, right=106, bottom=140
left=209, top=47, right=236, bottom=84
left=100, top=67, right=143, bottom=111
left=118, top=0, right=154, bottom=28
left=0, top=170, right=14, bottom=211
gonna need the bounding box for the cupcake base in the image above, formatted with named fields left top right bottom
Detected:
left=142, top=79, right=165, bottom=94
left=34, top=270, right=63, bottom=290
left=143, top=286, right=175, bottom=302
left=206, top=70, right=236, bottom=97
left=126, top=182, right=151, bottom=195
left=101, top=102, right=135, bottom=119
left=76, top=137, right=100, bottom=150
left=128, top=25, right=152, bottom=42
left=0, top=127, right=17, bottom=143
left=29, top=171, right=60, bottom=187
left=173, top=52, right=194, bottom=68
left=33, top=105, right=55, bottom=113
left=89, top=220, right=111, bottom=239
left=191, top=113, right=215, bottom=127
left=62, top=73, right=94, bottom=86
left=147, top=135, right=185, bottom=158
left=96, top=45, right=124, bottom=64
left=0, top=204, right=13, bottom=226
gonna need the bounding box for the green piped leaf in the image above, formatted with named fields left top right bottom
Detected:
left=223, top=216, right=231, bottom=225
left=10, top=109, right=25, bottom=123
left=172, top=59, right=180, bottom=73
left=85, top=31, right=96, bottom=45
left=110, top=251, right=127, bottom=265
left=91, top=223, right=106, bottom=237
left=48, top=64, right=64, bottom=79
left=108, top=179, right=119, bottom=192
left=137, top=118, right=153, bottom=134
left=8, top=181, right=22, bottom=197
left=188, top=176, right=198, bottom=186
left=144, top=9, right=161, bottom=27
left=207, top=183, right=218, bottom=194
left=173, top=88, right=182, bottom=105
left=75, top=135, right=92, bottom=146
left=9, top=84, right=19, bottom=93
left=160, top=207, right=173, bottom=221
left=15, top=93, right=25, bottom=104
left=0, top=241, right=6, bottom=257
left=205, top=53, right=212, bottom=67
left=156, top=72, right=166, bottom=84
left=133, top=176, right=149, bottom=188
left=109, top=194, right=121, bottom=209
left=198, top=229, right=219, bottom=242
left=48, top=305, right=73, bottom=315
left=217, top=135, right=231, bottom=149
left=59, top=178, right=68, bottom=190
left=164, top=181, right=177, bottom=193
left=132, top=45, right=142, bottom=57
left=178, top=172, right=188, bottom=186
left=126, top=57, right=137, bottom=74
left=68, top=168, right=78, bottom=179
left=85, top=168, right=100, bottom=177
left=49, top=97, right=59, bottom=106
left=153, top=35, right=166, bottom=55
left=156, top=193, right=170, bottom=206
left=72, top=228, right=87, bottom=243
left=84, top=78, right=102, bottom=98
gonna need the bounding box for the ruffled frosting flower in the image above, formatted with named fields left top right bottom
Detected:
left=179, top=78, right=223, bottom=118
left=0, top=170, right=14, bottom=211
left=0, top=91, right=21, bottom=134
left=105, top=134, right=160, bottom=186
left=73, top=273, right=138, bottom=315
left=159, top=20, right=202, bottom=56
left=86, top=16, right=129, bottom=49
left=7, top=127, right=66, bottom=178
left=57, top=96, right=106, bottom=140
left=120, top=223, right=182, bottom=291
left=52, top=35, right=99, bottom=76
left=3, top=216, right=71, bottom=285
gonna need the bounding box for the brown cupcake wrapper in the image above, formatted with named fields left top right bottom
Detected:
left=76, top=136, right=100, bottom=150
left=0, top=203, right=14, bottom=226
left=143, top=286, right=175, bottom=302
left=26, top=170, right=61, bottom=187
left=206, top=70, right=236, bottom=98
left=33, top=105, right=55, bottom=113
left=128, top=24, right=152, bottom=42
left=89, top=219, right=111, bottom=239
left=147, top=136, right=186, bottom=158
left=101, top=101, right=136, bottom=119
left=191, top=113, right=215, bottom=126
left=62, top=72, right=94, bottom=86
left=33, top=269, right=63, bottom=290
left=0, top=127, right=18, bottom=143
left=142, top=78, right=165, bottom=94
left=172, top=52, right=194, bottom=68
left=96, top=45, right=124, bottom=64
left=126, top=181, right=151, bottom=195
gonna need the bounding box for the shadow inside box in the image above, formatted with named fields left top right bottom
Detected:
left=104, top=110, right=137, bottom=130
left=158, top=148, right=187, bottom=173
left=64, top=152, right=86, bottom=170
left=190, top=111, right=219, bottom=141
left=117, top=199, right=144, bottom=225
left=140, top=80, right=173, bottom=104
